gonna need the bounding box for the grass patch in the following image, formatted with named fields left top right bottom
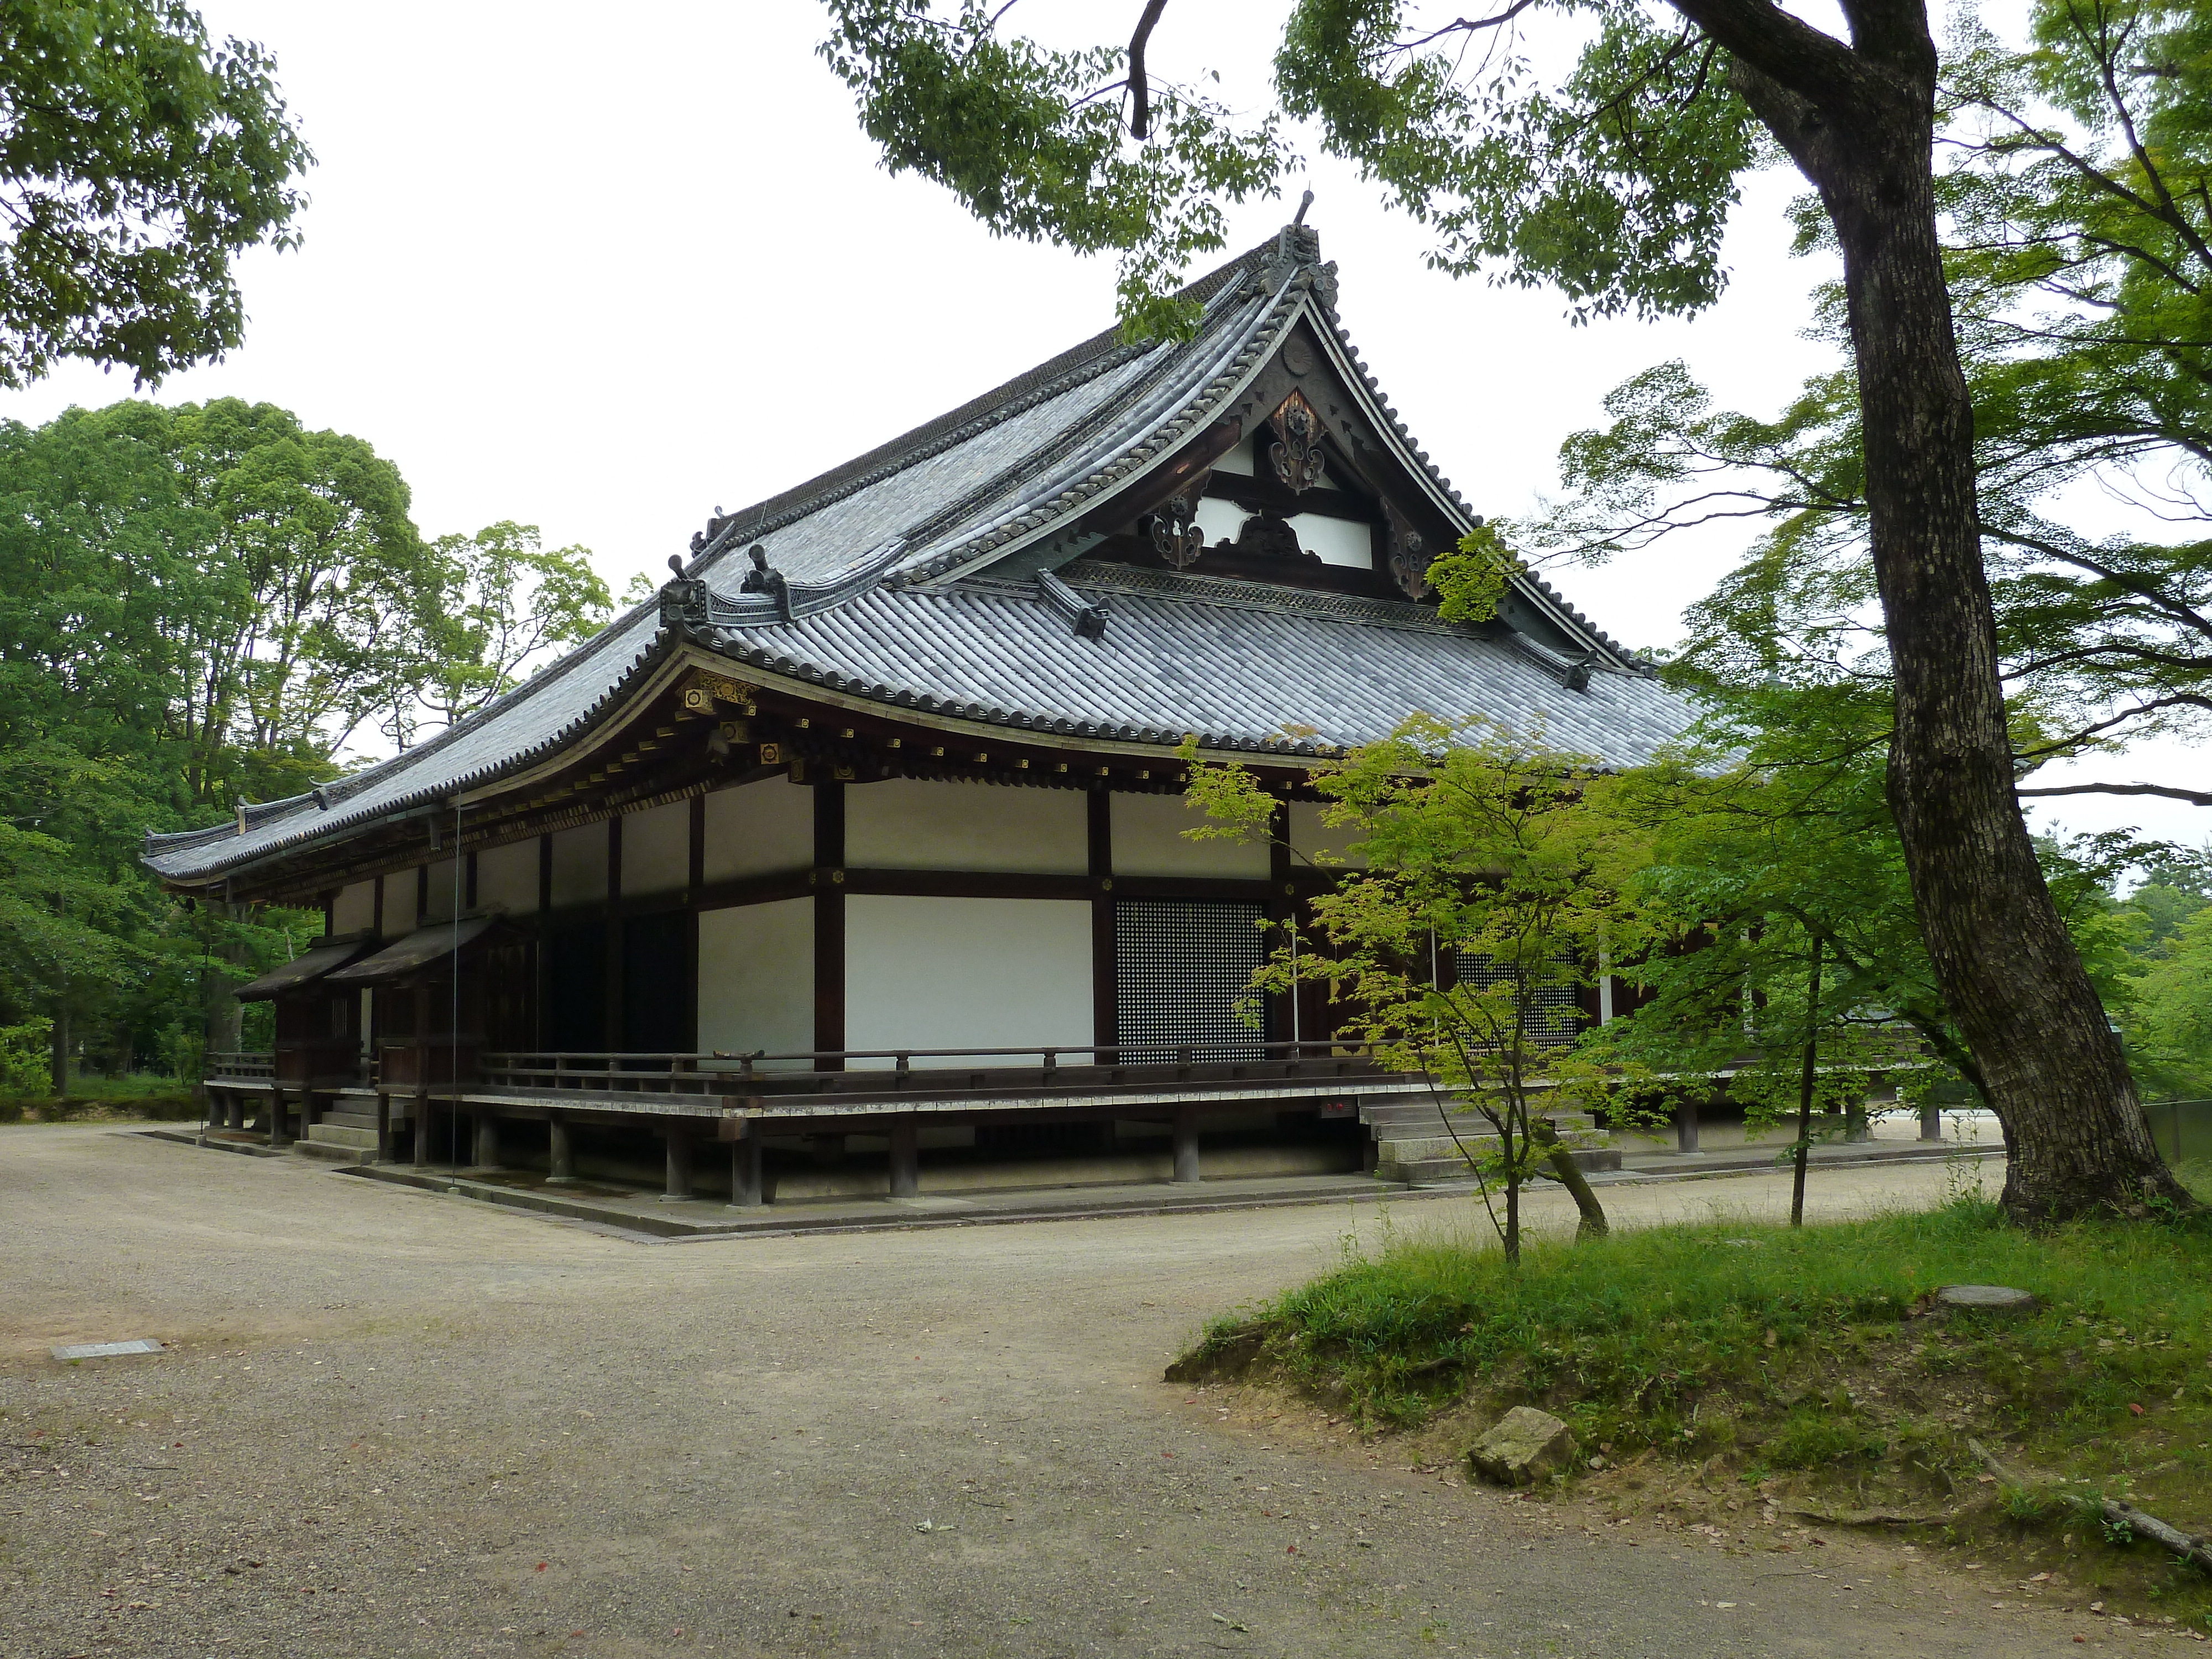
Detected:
left=1180, top=1170, right=2212, bottom=1625
left=0, top=1074, right=197, bottom=1123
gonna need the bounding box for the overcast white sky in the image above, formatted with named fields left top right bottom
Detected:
left=0, top=1, right=2198, bottom=848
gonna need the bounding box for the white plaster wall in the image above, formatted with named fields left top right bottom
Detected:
left=1287, top=512, right=1373, bottom=568
left=1215, top=435, right=1256, bottom=474
left=697, top=899, right=815, bottom=1060
left=332, top=880, right=375, bottom=936
left=845, top=895, right=1093, bottom=1067
left=846, top=778, right=1086, bottom=874
left=1192, top=497, right=1246, bottom=546
left=1188, top=498, right=1371, bottom=567
left=549, top=821, right=607, bottom=907
left=474, top=838, right=539, bottom=915
left=1290, top=801, right=1369, bottom=870
left=703, top=776, right=813, bottom=882
left=421, top=858, right=458, bottom=921
left=1111, top=792, right=1270, bottom=879
left=380, top=872, right=417, bottom=937
left=622, top=799, right=691, bottom=895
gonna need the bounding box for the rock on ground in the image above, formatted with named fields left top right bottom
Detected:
left=1469, top=1406, right=1575, bottom=1487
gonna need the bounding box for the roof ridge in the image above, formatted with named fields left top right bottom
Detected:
left=684, top=238, right=1287, bottom=583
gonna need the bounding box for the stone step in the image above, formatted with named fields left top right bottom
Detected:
left=1383, top=1146, right=1623, bottom=1187
left=307, top=1123, right=377, bottom=1151
left=1375, top=1127, right=1609, bottom=1163
left=1365, top=1106, right=1596, bottom=1133
left=319, top=1111, right=381, bottom=1131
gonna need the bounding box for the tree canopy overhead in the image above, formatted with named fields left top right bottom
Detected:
left=0, top=0, right=312, bottom=389
left=1535, top=1, right=2212, bottom=812
left=818, top=0, right=2187, bottom=1220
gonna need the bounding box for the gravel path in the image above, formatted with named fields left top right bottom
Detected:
left=0, top=1125, right=2105, bottom=1657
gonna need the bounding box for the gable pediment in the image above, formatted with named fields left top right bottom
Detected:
left=1031, top=316, right=1464, bottom=605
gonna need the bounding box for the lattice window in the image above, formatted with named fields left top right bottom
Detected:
left=1115, top=899, right=1269, bottom=1061
left=1453, top=951, right=1582, bottom=1049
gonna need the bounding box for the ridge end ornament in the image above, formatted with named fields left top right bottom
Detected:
left=1147, top=491, right=1207, bottom=570
left=1269, top=389, right=1326, bottom=494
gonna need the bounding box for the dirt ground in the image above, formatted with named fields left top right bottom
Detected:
left=0, top=1125, right=2150, bottom=1657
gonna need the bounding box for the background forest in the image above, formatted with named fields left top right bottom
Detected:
left=0, top=398, right=609, bottom=1097
left=1, top=0, right=2208, bottom=1123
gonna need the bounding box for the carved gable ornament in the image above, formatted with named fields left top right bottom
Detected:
left=1146, top=482, right=1208, bottom=570
left=1267, top=389, right=1327, bottom=495
left=1383, top=500, right=1433, bottom=601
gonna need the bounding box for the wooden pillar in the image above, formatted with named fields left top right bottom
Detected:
left=661, top=1129, right=693, bottom=1202
left=1089, top=786, right=1116, bottom=1057
left=534, top=833, right=552, bottom=1048
left=1919, top=1099, right=1943, bottom=1142
left=604, top=816, right=625, bottom=1050
left=226, top=1092, right=244, bottom=1131
left=814, top=781, right=846, bottom=1067
left=888, top=1114, right=919, bottom=1198
left=1172, top=1104, right=1201, bottom=1184
left=473, top=1112, right=500, bottom=1171
left=1267, top=799, right=1293, bottom=1049
left=547, top=1118, right=576, bottom=1183
left=373, top=1089, right=392, bottom=1164
left=413, top=1094, right=432, bottom=1167
left=728, top=1136, right=763, bottom=1208
left=1674, top=1097, right=1700, bottom=1155
left=267, top=1087, right=288, bottom=1149
left=688, top=795, right=706, bottom=1054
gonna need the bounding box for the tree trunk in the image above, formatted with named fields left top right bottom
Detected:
left=1531, top=1116, right=1609, bottom=1240
left=1792, top=940, right=1820, bottom=1228
left=1723, top=25, right=2185, bottom=1222
left=49, top=995, right=67, bottom=1098
left=202, top=900, right=245, bottom=1058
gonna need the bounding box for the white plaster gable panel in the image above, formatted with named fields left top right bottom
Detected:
left=332, top=880, right=375, bottom=935
left=1287, top=513, right=1372, bottom=568
left=1112, top=792, right=1270, bottom=879
left=698, top=899, right=814, bottom=1062
left=703, top=776, right=813, bottom=883
left=422, top=858, right=458, bottom=921
left=1192, top=496, right=1246, bottom=545
left=844, top=895, right=1094, bottom=1067
left=1215, top=435, right=1256, bottom=474
left=549, top=821, right=608, bottom=909
left=1289, top=801, right=1368, bottom=870
left=846, top=778, right=1086, bottom=874
left=474, top=838, right=539, bottom=915
left=379, top=872, right=416, bottom=938
left=621, top=799, right=691, bottom=895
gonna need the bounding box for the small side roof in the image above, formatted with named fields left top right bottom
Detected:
left=324, top=916, right=506, bottom=988
left=233, top=934, right=377, bottom=1002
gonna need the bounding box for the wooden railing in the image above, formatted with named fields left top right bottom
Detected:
left=206, top=1051, right=275, bottom=1081
left=474, top=1040, right=1401, bottom=1101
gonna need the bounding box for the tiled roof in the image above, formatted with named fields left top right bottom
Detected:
left=143, top=229, right=1692, bottom=887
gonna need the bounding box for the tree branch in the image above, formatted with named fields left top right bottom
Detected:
left=1126, top=0, right=1169, bottom=139
left=2016, top=781, right=2212, bottom=807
